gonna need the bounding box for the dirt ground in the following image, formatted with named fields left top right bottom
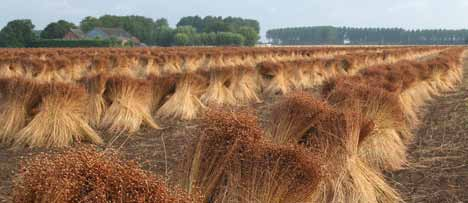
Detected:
left=389, top=56, right=468, bottom=203
left=1, top=56, right=467, bottom=203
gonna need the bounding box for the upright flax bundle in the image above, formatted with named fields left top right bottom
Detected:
left=323, top=78, right=410, bottom=171
left=100, top=76, right=160, bottom=134
left=14, top=83, right=102, bottom=148
left=0, top=78, right=41, bottom=144
left=268, top=92, right=401, bottom=203
left=181, top=109, right=322, bottom=203
left=157, top=73, right=208, bottom=120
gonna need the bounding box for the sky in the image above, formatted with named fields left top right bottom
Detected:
left=1, top=0, right=468, bottom=40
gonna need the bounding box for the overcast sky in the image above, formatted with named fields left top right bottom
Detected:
left=1, top=0, right=468, bottom=39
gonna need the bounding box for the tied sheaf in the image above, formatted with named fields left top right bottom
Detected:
left=3, top=46, right=465, bottom=203
left=0, top=46, right=439, bottom=147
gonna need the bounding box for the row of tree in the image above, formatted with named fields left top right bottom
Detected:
left=0, top=15, right=260, bottom=47
left=174, top=31, right=246, bottom=46
left=266, top=26, right=468, bottom=45
left=175, top=16, right=259, bottom=46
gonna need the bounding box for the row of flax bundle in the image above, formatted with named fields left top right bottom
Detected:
left=8, top=48, right=464, bottom=202
left=0, top=46, right=428, bottom=64
left=177, top=48, right=465, bottom=203
left=0, top=47, right=442, bottom=148
left=321, top=48, right=464, bottom=172
left=179, top=100, right=396, bottom=203
left=0, top=46, right=436, bottom=81
left=151, top=47, right=439, bottom=120
left=256, top=48, right=440, bottom=96
left=0, top=46, right=391, bottom=78
left=11, top=106, right=386, bottom=203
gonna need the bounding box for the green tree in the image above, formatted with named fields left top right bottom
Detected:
left=80, top=16, right=101, bottom=32
left=177, top=16, right=204, bottom=32
left=267, top=26, right=468, bottom=45
left=80, top=15, right=172, bottom=46
left=155, top=18, right=169, bottom=27
left=41, top=20, right=77, bottom=39
left=202, top=16, right=228, bottom=33
left=154, top=27, right=174, bottom=46
left=175, top=26, right=197, bottom=35
left=0, top=19, right=36, bottom=47
left=79, top=15, right=262, bottom=46
left=236, top=26, right=259, bottom=46
left=216, top=32, right=245, bottom=46
left=174, top=33, right=191, bottom=46
left=197, top=32, right=215, bottom=45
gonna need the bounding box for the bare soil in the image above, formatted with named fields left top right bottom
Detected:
left=389, top=57, right=468, bottom=203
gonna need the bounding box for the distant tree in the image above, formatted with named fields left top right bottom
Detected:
left=198, top=32, right=217, bottom=45
left=79, top=15, right=260, bottom=46
left=236, top=26, right=259, bottom=46
left=154, top=27, right=174, bottom=46
left=0, top=19, right=36, bottom=47
left=267, top=26, right=468, bottom=45
left=80, top=16, right=101, bottom=32
left=41, top=20, right=77, bottom=39
left=202, top=16, right=228, bottom=33
left=175, top=15, right=259, bottom=46
left=242, top=19, right=260, bottom=33
left=177, top=16, right=204, bottom=32
left=216, top=32, right=245, bottom=46
left=175, top=26, right=197, bottom=35
left=80, top=15, right=172, bottom=46
left=173, top=33, right=191, bottom=46
left=155, top=18, right=169, bottom=27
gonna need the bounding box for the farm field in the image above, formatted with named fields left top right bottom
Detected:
left=0, top=46, right=466, bottom=203
left=389, top=56, right=468, bottom=203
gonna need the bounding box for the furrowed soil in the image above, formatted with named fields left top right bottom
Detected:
left=0, top=55, right=467, bottom=202
left=389, top=56, right=468, bottom=202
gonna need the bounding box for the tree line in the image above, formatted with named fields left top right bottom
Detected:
left=0, top=15, right=260, bottom=47
left=267, top=26, right=468, bottom=45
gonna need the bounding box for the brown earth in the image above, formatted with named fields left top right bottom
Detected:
left=389, top=56, right=468, bottom=203
left=0, top=55, right=467, bottom=203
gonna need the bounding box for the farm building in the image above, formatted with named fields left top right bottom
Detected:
left=63, top=29, right=86, bottom=40
left=86, top=27, right=140, bottom=44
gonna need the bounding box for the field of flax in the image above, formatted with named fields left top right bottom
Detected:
left=0, top=46, right=464, bottom=203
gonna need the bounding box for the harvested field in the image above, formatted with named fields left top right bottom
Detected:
left=390, top=54, right=468, bottom=203
left=0, top=46, right=465, bottom=203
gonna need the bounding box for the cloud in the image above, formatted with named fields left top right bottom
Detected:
left=387, top=0, right=429, bottom=12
